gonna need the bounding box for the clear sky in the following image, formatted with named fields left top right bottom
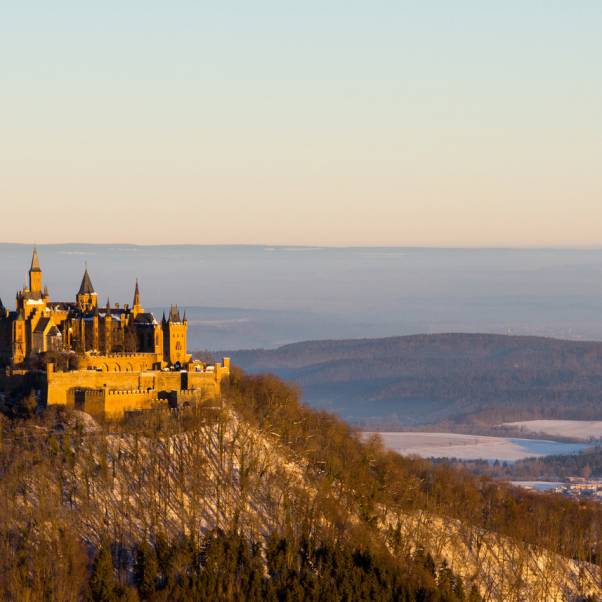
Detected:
left=1, top=2, right=600, bottom=246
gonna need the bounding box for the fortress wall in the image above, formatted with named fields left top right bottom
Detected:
left=187, top=370, right=225, bottom=396
left=77, top=388, right=160, bottom=418
left=47, top=368, right=141, bottom=405
left=78, top=353, right=162, bottom=372
left=103, top=389, right=157, bottom=417
left=153, top=371, right=184, bottom=391
left=45, top=359, right=230, bottom=414
left=81, top=389, right=107, bottom=417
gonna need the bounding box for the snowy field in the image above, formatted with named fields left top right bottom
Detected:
left=365, top=432, right=588, bottom=462
left=510, top=481, right=564, bottom=492
left=502, top=420, right=602, bottom=441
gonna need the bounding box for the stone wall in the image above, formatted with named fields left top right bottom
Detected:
left=77, top=352, right=163, bottom=372
left=45, top=358, right=230, bottom=416
left=76, top=388, right=160, bottom=418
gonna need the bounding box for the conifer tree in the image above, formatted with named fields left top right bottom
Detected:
left=87, top=545, right=118, bottom=602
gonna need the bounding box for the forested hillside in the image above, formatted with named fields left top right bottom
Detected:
left=228, top=333, right=602, bottom=425
left=448, top=446, right=602, bottom=481
left=1, top=370, right=602, bottom=599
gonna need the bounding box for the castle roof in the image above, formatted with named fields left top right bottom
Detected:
left=48, top=301, right=76, bottom=311
left=78, top=269, right=96, bottom=295
left=135, top=312, right=157, bottom=325
left=47, top=325, right=61, bottom=337
left=33, top=317, right=52, bottom=333
left=133, top=279, right=141, bottom=307
left=30, top=248, right=41, bottom=272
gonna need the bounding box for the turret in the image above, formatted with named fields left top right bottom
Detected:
left=11, top=311, right=26, bottom=365
left=76, top=267, right=98, bottom=311
left=162, top=305, right=188, bottom=366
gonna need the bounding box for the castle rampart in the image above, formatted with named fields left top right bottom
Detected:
left=47, top=358, right=230, bottom=418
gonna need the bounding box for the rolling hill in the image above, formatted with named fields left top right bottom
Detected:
left=227, top=333, right=602, bottom=426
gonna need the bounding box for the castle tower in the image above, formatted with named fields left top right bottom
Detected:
left=102, top=298, right=112, bottom=353
left=162, top=305, right=188, bottom=366
left=76, top=268, right=98, bottom=312
left=153, top=321, right=164, bottom=359
left=11, top=312, right=26, bottom=365
left=91, top=306, right=100, bottom=350
left=29, top=247, right=42, bottom=294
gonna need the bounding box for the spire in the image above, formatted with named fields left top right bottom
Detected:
left=182, top=309, right=187, bottom=322
left=133, top=279, right=141, bottom=308
left=28, top=246, right=43, bottom=293
left=30, top=246, right=41, bottom=272
left=0, top=297, right=4, bottom=311
left=78, top=268, right=95, bottom=295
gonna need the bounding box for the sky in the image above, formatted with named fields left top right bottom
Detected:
left=1, top=2, right=601, bottom=247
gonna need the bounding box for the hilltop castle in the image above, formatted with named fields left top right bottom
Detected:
left=0, top=249, right=229, bottom=417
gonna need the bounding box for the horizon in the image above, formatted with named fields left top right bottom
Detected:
left=4, top=242, right=602, bottom=251
left=3, top=244, right=602, bottom=349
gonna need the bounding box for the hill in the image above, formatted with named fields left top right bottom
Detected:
left=227, top=333, right=602, bottom=426
left=2, top=370, right=602, bottom=600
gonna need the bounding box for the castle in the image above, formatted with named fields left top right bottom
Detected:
left=0, top=249, right=230, bottom=417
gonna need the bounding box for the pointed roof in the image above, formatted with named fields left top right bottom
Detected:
left=78, top=269, right=95, bottom=295
left=133, top=279, right=141, bottom=307
left=30, top=247, right=41, bottom=272
left=0, top=297, right=4, bottom=311
left=168, top=305, right=181, bottom=322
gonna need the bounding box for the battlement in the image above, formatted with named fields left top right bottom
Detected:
left=46, top=356, right=230, bottom=418
left=77, top=352, right=164, bottom=373
left=87, top=352, right=159, bottom=359
left=78, top=388, right=153, bottom=396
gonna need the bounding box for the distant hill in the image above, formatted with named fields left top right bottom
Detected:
left=228, top=333, right=602, bottom=425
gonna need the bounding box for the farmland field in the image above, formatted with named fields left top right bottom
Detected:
left=366, top=431, right=589, bottom=462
